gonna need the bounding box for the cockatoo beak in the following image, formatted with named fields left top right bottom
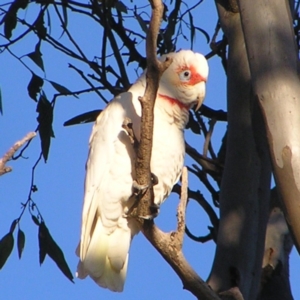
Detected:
left=194, top=96, right=203, bottom=111
left=194, top=77, right=206, bottom=111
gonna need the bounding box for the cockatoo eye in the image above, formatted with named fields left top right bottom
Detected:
left=179, top=70, right=191, bottom=81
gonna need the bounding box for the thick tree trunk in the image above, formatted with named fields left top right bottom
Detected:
left=237, top=0, right=300, bottom=254
left=258, top=188, right=294, bottom=300
left=207, top=2, right=272, bottom=299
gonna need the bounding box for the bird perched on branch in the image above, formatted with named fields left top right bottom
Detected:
left=76, top=50, right=209, bottom=292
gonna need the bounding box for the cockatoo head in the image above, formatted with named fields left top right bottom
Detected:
left=158, top=50, right=208, bottom=111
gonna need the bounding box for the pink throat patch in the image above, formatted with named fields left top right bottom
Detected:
left=158, top=94, right=190, bottom=110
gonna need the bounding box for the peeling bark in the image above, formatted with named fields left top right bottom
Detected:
left=238, top=0, right=300, bottom=254
left=258, top=188, right=294, bottom=300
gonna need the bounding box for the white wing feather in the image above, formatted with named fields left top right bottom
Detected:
left=77, top=92, right=140, bottom=292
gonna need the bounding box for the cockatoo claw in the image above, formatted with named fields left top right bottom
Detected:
left=138, top=204, right=160, bottom=220
left=151, top=173, right=159, bottom=185
left=132, top=180, right=148, bottom=196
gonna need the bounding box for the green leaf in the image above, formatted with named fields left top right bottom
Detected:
left=27, top=41, right=45, bottom=72
left=17, top=0, right=29, bottom=9
left=38, top=222, right=74, bottom=282
left=0, top=86, right=3, bottom=115
left=63, top=110, right=101, bottom=126
left=0, top=233, right=14, bottom=269
left=135, top=14, right=148, bottom=34
left=27, top=73, right=44, bottom=101
left=115, top=1, right=128, bottom=14
left=37, top=94, right=54, bottom=162
left=3, top=9, right=17, bottom=39
left=17, top=229, right=25, bottom=259
left=186, top=111, right=201, bottom=134
left=188, top=12, right=195, bottom=50
left=38, top=223, right=47, bottom=264
left=32, top=215, right=40, bottom=226
left=3, top=0, right=29, bottom=39
left=9, top=219, right=17, bottom=233
left=49, top=81, right=75, bottom=96
left=62, top=0, right=68, bottom=28
left=34, top=12, right=47, bottom=40
left=194, top=26, right=210, bottom=44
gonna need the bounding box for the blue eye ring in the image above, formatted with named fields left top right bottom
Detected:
left=179, top=70, right=191, bottom=81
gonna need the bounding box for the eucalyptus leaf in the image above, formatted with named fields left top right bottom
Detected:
left=27, top=73, right=43, bottom=101
left=38, top=222, right=74, bottom=282
left=0, top=233, right=14, bottom=269
left=115, top=1, right=128, bottom=14
left=17, top=229, right=25, bottom=259
left=64, top=110, right=101, bottom=126
left=37, top=94, right=54, bottom=162
left=27, top=41, right=45, bottom=72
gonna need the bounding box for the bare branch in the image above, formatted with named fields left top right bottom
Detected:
left=203, top=118, right=217, bottom=159
left=141, top=167, right=221, bottom=299
left=134, top=0, right=172, bottom=218
left=199, top=104, right=227, bottom=121
left=0, top=132, right=36, bottom=176
left=68, top=64, right=108, bottom=102
left=173, top=183, right=219, bottom=230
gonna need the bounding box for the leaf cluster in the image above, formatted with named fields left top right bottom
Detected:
left=0, top=218, right=73, bottom=282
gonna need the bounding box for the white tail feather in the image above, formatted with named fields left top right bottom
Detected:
left=76, top=216, right=132, bottom=292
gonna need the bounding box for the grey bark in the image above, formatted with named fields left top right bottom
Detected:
left=237, top=0, right=300, bottom=253
left=207, top=2, right=272, bottom=299
left=258, top=188, right=294, bottom=300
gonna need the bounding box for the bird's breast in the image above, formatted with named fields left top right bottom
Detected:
left=151, top=114, right=185, bottom=205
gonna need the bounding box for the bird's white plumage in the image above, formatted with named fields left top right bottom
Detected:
left=76, top=50, right=208, bottom=292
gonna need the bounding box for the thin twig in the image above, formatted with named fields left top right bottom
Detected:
left=189, top=164, right=219, bottom=206
left=195, top=114, right=217, bottom=159
left=0, top=132, right=36, bottom=176
left=185, top=142, right=223, bottom=183
left=172, top=183, right=219, bottom=230
left=13, top=127, right=38, bottom=160
left=68, top=63, right=108, bottom=102
left=199, top=104, right=227, bottom=121
left=53, top=3, right=88, bottom=61
left=176, top=166, right=189, bottom=242
left=203, top=118, right=217, bottom=159
left=17, top=152, right=43, bottom=223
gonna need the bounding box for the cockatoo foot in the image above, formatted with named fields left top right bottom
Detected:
left=138, top=204, right=160, bottom=219
left=132, top=180, right=148, bottom=196
left=122, top=117, right=139, bottom=148
left=151, top=173, right=159, bottom=185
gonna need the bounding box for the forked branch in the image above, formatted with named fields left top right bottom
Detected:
left=141, top=168, right=221, bottom=299
left=0, top=132, right=36, bottom=176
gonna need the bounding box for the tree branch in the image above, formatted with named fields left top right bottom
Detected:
left=141, top=167, right=221, bottom=299
left=0, top=132, right=36, bottom=176
left=134, top=0, right=172, bottom=218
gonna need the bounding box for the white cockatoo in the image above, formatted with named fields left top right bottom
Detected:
left=76, top=50, right=208, bottom=292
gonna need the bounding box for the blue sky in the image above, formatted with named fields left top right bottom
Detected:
left=0, top=1, right=299, bottom=299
